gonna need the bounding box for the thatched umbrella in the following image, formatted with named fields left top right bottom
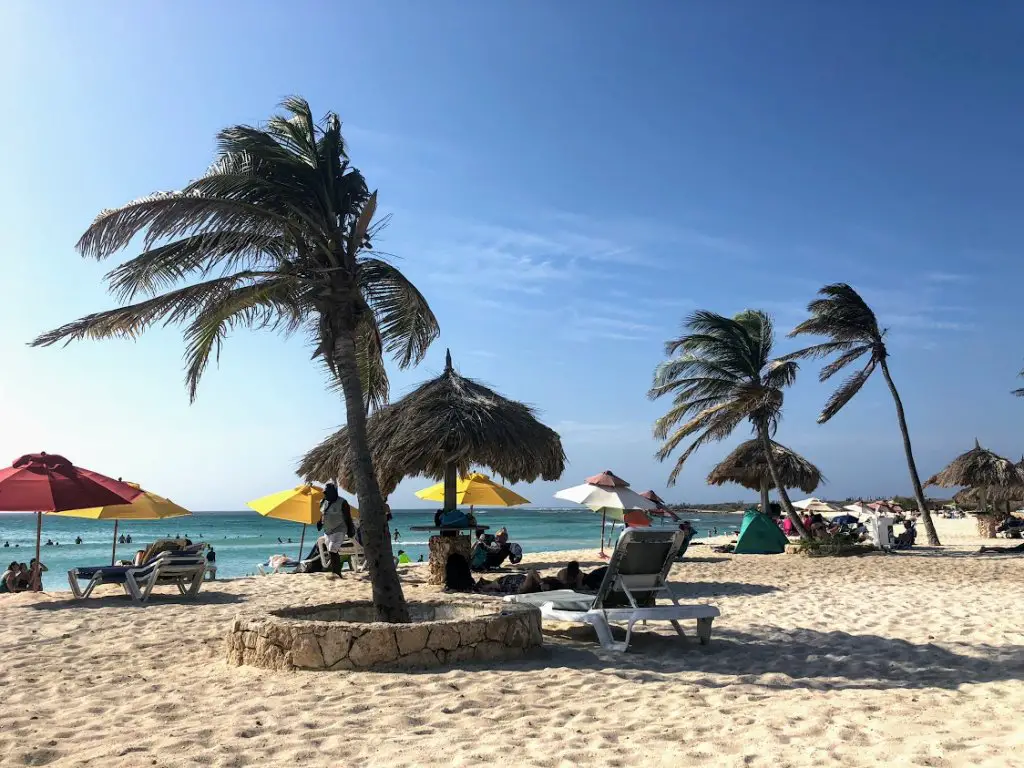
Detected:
left=926, top=440, right=1024, bottom=537
left=299, top=350, right=565, bottom=511
left=707, top=439, right=823, bottom=516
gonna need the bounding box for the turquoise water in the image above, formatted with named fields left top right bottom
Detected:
left=0, top=508, right=742, bottom=591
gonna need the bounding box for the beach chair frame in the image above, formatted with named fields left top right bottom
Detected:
left=507, top=529, right=720, bottom=652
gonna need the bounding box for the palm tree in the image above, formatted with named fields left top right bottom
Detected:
left=30, top=97, right=439, bottom=622
left=648, top=310, right=811, bottom=539
left=786, top=283, right=940, bottom=546
left=1013, top=369, right=1024, bottom=397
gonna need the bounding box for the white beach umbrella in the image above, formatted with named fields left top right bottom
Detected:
left=792, top=497, right=838, bottom=513
left=844, top=502, right=873, bottom=516
left=555, top=470, right=657, bottom=557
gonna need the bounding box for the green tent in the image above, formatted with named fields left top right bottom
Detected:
left=733, top=509, right=788, bottom=554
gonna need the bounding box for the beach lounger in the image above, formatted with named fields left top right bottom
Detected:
left=68, top=552, right=206, bottom=603
left=505, top=529, right=720, bottom=652
left=124, top=553, right=207, bottom=602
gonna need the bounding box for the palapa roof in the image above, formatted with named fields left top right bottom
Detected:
left=925, top=439, right=1024, bottom=488
left=298, top=350, right=566, bottom=496
left=706, top=439, right=823, bottom=493
left=953, top=485, right=1024, bottom=506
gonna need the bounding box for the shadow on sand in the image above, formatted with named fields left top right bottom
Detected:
left=25, top=590, right=247, bottom=611
left=499, top=624, right=1024, bottom=692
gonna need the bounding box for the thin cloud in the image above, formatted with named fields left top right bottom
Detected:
left=924, top=271, right=971, bottom=284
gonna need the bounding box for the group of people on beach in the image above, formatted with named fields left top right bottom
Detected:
left=1, top=559, right=47, bottom=593
left=445, top=553, right=607, bottom=595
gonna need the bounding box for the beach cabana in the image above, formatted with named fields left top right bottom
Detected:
left=299, top=350, right=564, bottom=583
left=927, top=440, right=1024, bottom=538
left=706, top=439, right=822, bottom=516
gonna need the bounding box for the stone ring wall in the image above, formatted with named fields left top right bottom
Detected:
left=226, top=600, right=543, bottom=671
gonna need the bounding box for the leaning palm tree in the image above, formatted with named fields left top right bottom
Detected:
left=707, top=439, right=823, bottom=518
left=649, top=310, right=810, bottom=539
left=31, top=98, right=439, bottom=622
left=786, top=283, right=941, bottom=546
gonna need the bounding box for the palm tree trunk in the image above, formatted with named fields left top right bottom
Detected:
left=334, top=332, right=410, bottom=623
left=879, top=359, right=940, bottom=546
left=759, top=426, right=810, bottom=540
left=760, top=479, right=771, bottom=517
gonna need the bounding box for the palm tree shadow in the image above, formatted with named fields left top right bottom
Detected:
left=520, top=625, right=1024, bottom=692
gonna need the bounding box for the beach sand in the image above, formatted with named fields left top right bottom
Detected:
left=2, top=517, right=1023, bottom=768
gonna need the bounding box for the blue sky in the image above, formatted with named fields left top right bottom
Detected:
left=2, top=1, right=1023, bottom=509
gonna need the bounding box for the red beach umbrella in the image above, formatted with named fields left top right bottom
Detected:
left=0, top=453, right=143, bottom=584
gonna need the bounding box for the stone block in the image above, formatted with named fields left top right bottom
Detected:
left=427, top=624, right=460, bottom=651
left=291, top=632, right=326, bottom=669
left=318, top=630, right=354, bottom=668
left=473, top=641, right=508, bottom=662
left=349, top=628, right=400, bottom=667
left=395, top=625, right=430, bottom=655
left=457, top=620, right=486, bottom=646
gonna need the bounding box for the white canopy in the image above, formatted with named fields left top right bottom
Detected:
left=792, top=497, right=838, bottom=513
left=554, top=483, right=657, bottom=517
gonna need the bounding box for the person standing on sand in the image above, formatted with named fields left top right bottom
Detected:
left=316, top=483, right=355, bottom=570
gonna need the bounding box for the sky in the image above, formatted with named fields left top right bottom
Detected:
left=2, top=1, right=1024, bottom=510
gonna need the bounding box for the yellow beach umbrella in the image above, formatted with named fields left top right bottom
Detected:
left=415, top=472, right=529, bottom=507
left=52, top=482, right=191, bottom=565
left=247, top=485, right=358, bottom=561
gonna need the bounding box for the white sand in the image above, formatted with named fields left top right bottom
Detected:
left=2, top=517, right=1024, bottom=768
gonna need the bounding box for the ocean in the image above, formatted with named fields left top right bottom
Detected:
left=0, top=508, right=744, bottom=591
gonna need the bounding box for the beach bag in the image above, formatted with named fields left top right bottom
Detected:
left=470, top=545, right=489, bottom=571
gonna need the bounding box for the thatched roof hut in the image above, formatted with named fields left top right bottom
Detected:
left=927, top=441, right=1024, bottom=536
left=925, top=440, right=1024, bottom=490
left=953, top=485, right=1024, bottom=507
left=298, top=351, right=565, bottom=505
left=707, top=439, right=823, bottom=493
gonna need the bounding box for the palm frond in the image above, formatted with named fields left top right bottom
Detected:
left=104, top=231, right=295, bottom=301
left=76, top=192, right=300, bottom=261
left=353, top=308, right=388, bottom=412
left=182, top=275, right=307, bottom=400
left=358, top=256, right=439, bottom=368
left=780, top=340, right=859, bottom=361
left=819, top=344, right=872, bottom=382
left=818, top=359, right=876, bottom=423
left=31, top=273, right=269, bottom=347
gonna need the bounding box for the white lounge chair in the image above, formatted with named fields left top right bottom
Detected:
left=125, top=553, right=207, bottom=602
left=68, top=551, right=206, bottom=603
left=505, top=529, right=720, bottom=652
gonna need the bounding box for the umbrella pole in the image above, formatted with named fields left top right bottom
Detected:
left=599, top=510, right=608, bottom=559
left=298, top=524, right=306, bottom=562
left=444, top=462, right=457, bottom=512
left=111, top=519, right=119, bottom=566
left=34, top=511, right=42, bottom=590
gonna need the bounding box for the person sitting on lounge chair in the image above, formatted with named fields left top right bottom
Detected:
left=893, top=520, right=916, bottom=550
